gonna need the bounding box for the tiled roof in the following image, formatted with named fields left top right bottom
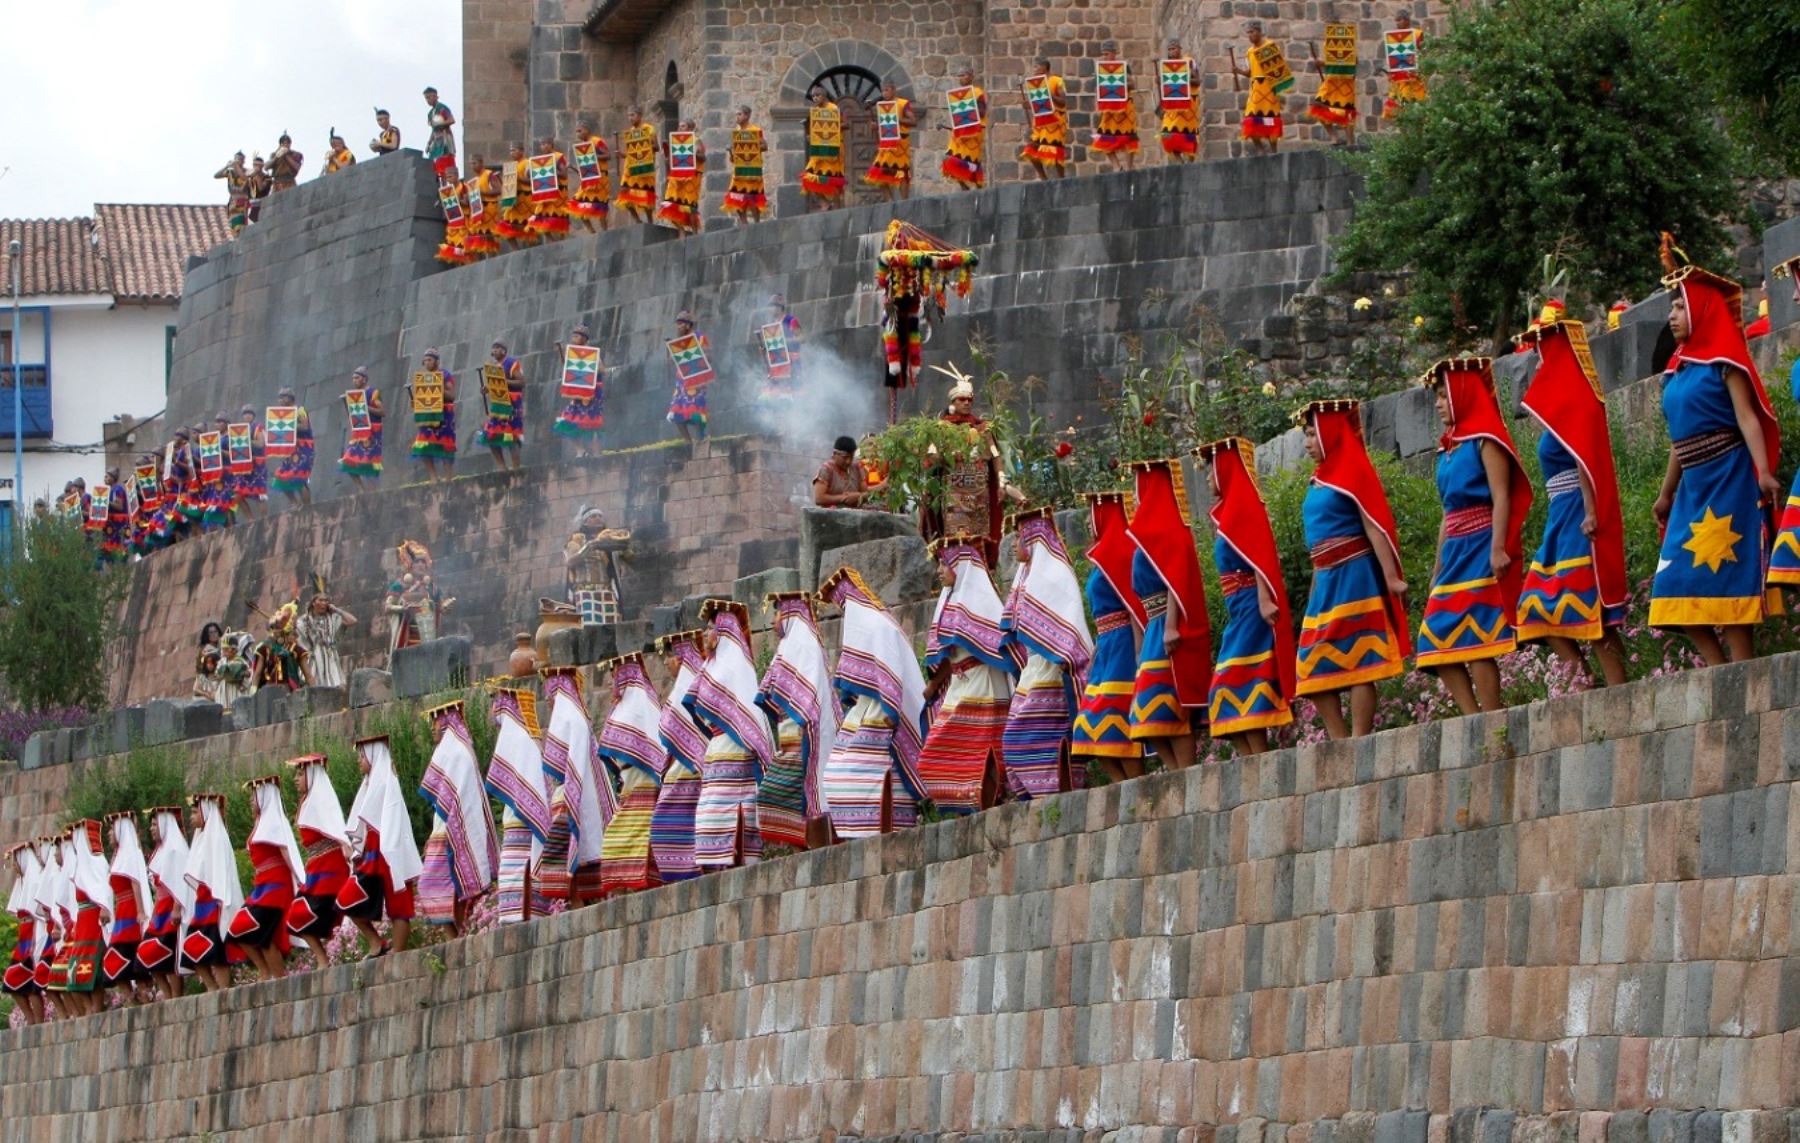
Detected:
left=93, top=203, right=231, bottom=303
left=0, top=217, right=107, bottom=297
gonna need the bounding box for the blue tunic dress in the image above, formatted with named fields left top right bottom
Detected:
left=1207, top=538, right=1290, bottom=736
left=1768, top=357, right=1800, bottom=586
left=1416, top=439, right=1515, bottom=668
left=1517, top=433, right=1625, bottom=641
left=1650, top=361, right=1769, bottom=628
left=1128, top=550, right=1187, bottom=738
left=1072, top=569, right=1139, bottom=759
left=1296, top=483, right=1405, bottom=694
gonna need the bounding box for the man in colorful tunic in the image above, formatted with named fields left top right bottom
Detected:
left=324, top=129, right=356, bottom=174
left=801, top=88, right=847, bottom=211
left=1157, top=40, right=1200, bottom=162
left=1307, top=23, right=1358, bottom=145
left=865, top=81, right=917, bottom=201
left=1382, top=12, right=1427, bottom=119
left=724, top=106, right=770, bottom=225
left=1091, top=43, right=1140, bottom=171
left=921, top=369, right=1004, bottom=563
left=246, top=155, right=272, bottom=222
left=215, top=151, right=250, bottom=236
left=756, top=294, right=803, bottom=400
left=666, top=311, right=711, bottom=447
left=371, top=109, right=401, bottom=155
left=553, top=322, right=606, bottom=455
left=296, top=590, right=358, bottom=689
left=526, top=136, right=572, bottom=240
left=1019, top=57, right=1070, bottom=180
left=614, top=107, right=660, bottom=224
left=423, top=86, right=457, bottom=174
left=409, top=347, right=457, bottom=484
left=656, top=119, right=705, bottom=235
left=270, top=386, right=315, bottom=507
left=567, top=122, right=611, bottom=232
left=566, top=505, right=631, bottom=626
left=270, top=133, right=304, bottom=192
left=942, top=68, right=989, bottom=190
left=235, top=404, right=269, bottom=519
left=1231, top=22, right=1289, bottom=153
left=478, top=340, right=526, bottom=471
left=340, top=365, right=385, bottom=489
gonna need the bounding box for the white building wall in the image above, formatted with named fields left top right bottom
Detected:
left=3, top=299, right=175, bottom=506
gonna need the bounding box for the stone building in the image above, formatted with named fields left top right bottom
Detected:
left=465, top=0, right=1432, bottom=208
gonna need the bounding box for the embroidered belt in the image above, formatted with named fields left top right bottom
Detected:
left=1443, top=505, right=1493, bottom=538
left=304, top=837, right=340, bottom=863
left=1310, top=536, right=1371, bottom=569
left=252, top=851, right=289, bottom=878
left=1096, top=612, right=1130, bottom=634
left=949, top=656, right=989, bottom=677
left=1673, top=429, right=1740, bottom=470
left=1546, top=470, right=1581, bottom=498
left=1138, top=591, right=1168, bottom=620
left=1220, top=570, right=1256, bottom=595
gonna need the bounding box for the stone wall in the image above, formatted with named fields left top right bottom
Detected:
left=7, top=653, right=1800, bottom=1139
left=108, top=436, right=816, bottom=707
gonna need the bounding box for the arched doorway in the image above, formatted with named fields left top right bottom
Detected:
left=809, top=65, right=883, bottom=205
left=658, top=61, right=682, bottom=138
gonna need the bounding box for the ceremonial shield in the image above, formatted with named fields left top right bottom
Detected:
left=437, top=183, right=464, bottom=226
left=875, top=102, right=902, bottom=144
left=947, top=87, right=983, bottom=136
left=625, top=126, right=658, bottom=180
left=761, top=322, right=792, bottom=380
left=87, top=488, right=109, bottom=526
left=1384, top=29, right=1420, bottom=80
left=197, top=431, right=224, bottom=480
left=1159, top=60, right=1194, bottom=107
left=1024, top=78, right=1056, bottom=125
left=482, top=364, right=513, bottom=417
left=666, top=334, right=715, bottom=391
left=809, top=105, right=841, bottom=150
left=500, top=162, right=519, bottom=208
left=561, top=345, right=602, bottom=399
left=411, top=372, right=446, bottom=424
left=265, top=406, right=298, bottom=457
left=1324, top=24, right=1357, bottom=73
left=135, top=462, right=161, bottom=508
left=528, top=154, right=559, bottom=202
left=668, top=133, right=698, bottom=174
left=1253, top=41, right=1296, bottom=94
left=226, top=422, right=253, bottom=475
left=59, top=491, right=81, bottom=518
left=345, top=389, right=372, bottom=441
left=464, top=178, right=485, bottom=222
left=1096, top=62, right=1129, bottom=110
left=571, top=140, right=603, bottom=188
left=123, top=477, right=139, bottom=518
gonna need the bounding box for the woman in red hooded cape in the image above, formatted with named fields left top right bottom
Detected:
left=1516, top=315, right=1630, bottom=687
left=1416, top=357, right=1534, bottom=714
left=1650, top=263, right=1782, bottom=664
left=1125, top=459, right=1212, bottom=770
left=1294, top=400, right=1410, bottom=739
left=1199, top=438, right=1294, bottom=756
left=1072, top=491, right=1149, bottom=782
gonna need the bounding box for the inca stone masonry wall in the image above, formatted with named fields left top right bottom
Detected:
left=9, top=652, right=1800, bottom=1140
left=108, top=435, right=815, bottom=707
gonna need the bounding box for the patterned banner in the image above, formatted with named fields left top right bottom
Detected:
left=561, top=344, right=601, bottom=399
left=1324, top=23, right=1357, bottom=75
left=134, top=462, right=161, bottom=509
left=87, top=486, right=110, bottom=526
left=668, top=132, right=698, bottom=174
left=731, top=129, right=763, bottom=180
left=1384, top=28, right=1420, bottom=80
left=528, top=153, right=560, bottom=202
left=226, top=422, right=253, bottom=475
left=345, top=389, right=372, bottom=441
left=265, top=406, right=298, bottom=456
left=500, top=162, right=519, bottom=208
left=623, top=125, right=657, bottom=179
left=59, top=490, right=81, bottom=518
left=123, top=476, right=139, bottom=518
left=411, top=372, right=445, bottom=424
left=1253, top=41, right=1296, bottom=94
left=1096, top=61, right=1129, bottom=110
left=437, top=182, right=464, bottom=226
left=875, top=101, right=902, bottom=144
left=666, top=334, right=715, bottom=391
left=571, top=140, right=604, bottom=189
left=808, top=105, right=841, bottom=150
left=947, top=86, right=983, bottom=136
left=197, top=431, right=224, bottom=480
left=761, top=322, right=792, bottom=380
left=482, top=364, right=513, bottom=418
left=464, top=177, right=485, bottom=222
left=1024, top=78, right=1057, bottom=125
left=1159, top=59, right=1194, bottom=107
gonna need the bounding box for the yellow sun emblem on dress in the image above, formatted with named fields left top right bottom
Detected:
left=1682, top=507, right=1741, bottom=574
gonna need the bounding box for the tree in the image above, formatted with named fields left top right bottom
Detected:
left=1665, top=0, right=1800, bottom=177
left=0, top=516, right=126, bottom=712
left=1337, top=0, right=1742, bottom=347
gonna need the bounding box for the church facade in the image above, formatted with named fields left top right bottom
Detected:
left=464, top=0, right=1430, bottom=206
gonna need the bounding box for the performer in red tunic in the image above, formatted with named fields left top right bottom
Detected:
left=99, top=811, right=154, bottom=1001
left=137, top=807, right=190, bottom=1001
left=225, top=778, right=302, bottom=981
left=340, top=735, right=423, bottom=956
left=3, top=841, right=48, bottom=1024
left=50, top=821, right=111, bottom=1016
left=286, top=755, right=352, bottom=967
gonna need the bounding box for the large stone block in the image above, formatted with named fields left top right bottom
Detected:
left=287, top=687, right=347, bottom=720
left=817, top=535, right=936, bottom=608
left=349, top=669, right=395, bottom=708
left=171, top=700, right=224, bottom=740
left=545, top=623, right=619, bottom=667
left=390, top=636, right=473, bottom=699
left=733, top=567, right=801, bottom=607
left=798, top=508, right=920, bottom=591
left=109, top=707, right=146, bottom=754
left=20, top=729, right=68, bottom=771
left=233, top=686, right=290, bottom=730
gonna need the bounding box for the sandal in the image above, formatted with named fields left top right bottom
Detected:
left=370, top=940, right=392, bottom=959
